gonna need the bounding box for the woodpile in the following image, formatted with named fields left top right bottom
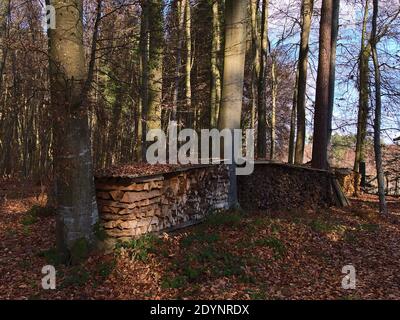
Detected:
left=334, top=168, right=360, bottom=196
left=238, top=162, right=337, bottom=211
left=95, top=162, right=345, bottom=251
left=95, top=165, right=230, bottom=249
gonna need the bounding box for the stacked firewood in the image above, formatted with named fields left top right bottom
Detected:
left=238, top=162, right=336, bottom=211
left=95, top=165, right=230, bottom=246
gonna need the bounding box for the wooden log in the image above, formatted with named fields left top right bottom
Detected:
left=331, top=177, right=350, bottom=207
left=98, top=200, right=138, bottom=209
left=121, top=190, right=162, bottom=203
left=110, top=190, right=124, bottom=201
left=105, top=229, right=138, bottom=237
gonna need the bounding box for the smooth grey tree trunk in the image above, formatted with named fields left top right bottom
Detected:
left=294, top=0, right=314, bottom=164
left=218, top=0, right=247, bottom=208
left=48, top=0, right=99, bottom=262
left=371, top=0, right=388, bottom=215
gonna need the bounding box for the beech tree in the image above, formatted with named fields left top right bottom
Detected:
left=184, top=0, right=192, bottom=127
left=218, top=0, right=247, bottom=207
left=250, top=0, right=260, bottom=131
left=140, top=0, right=164, bottom=160
left=354, top=0, right=371, bottom=175
left=371, top=0, right=387, bottom=215
left=48, top=0, right=100, bottom=261
left=294, top=0, right=314, bottom=164
left=210, top=0, right=222, bottom=128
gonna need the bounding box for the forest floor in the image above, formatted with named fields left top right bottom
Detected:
left=1, top=179, right=400, bottom=300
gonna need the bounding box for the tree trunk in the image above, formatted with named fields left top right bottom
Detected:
left=311, top=0, right=332, bottom=170
left=172, top=0, right=185, bottom=123
left=270, top=54, right=277, bottom=160
left=256, top=0, right=268, bottom=159
left=288, top=70, right=299, bottom=164
left=210, top=0, right=222, bottom=128
left=139, top=2, right=149, bottom=160
left=0, top=0, right=9, bottom=93
left=371, top=0, right=388, bottom=215
left=148, top=1, right=163, bottom=130
left=184, top=0, right=192, bottom=128
left=354, top=0, right=370, bottom=174
left=105, top=86, right=124, bottom=166
left=250, top=0, right=260, bottom=131
left=294, top=0, right=314, bottom=164
left=139, top=1, right=163, bottom=160
left=218, top=0, right=247, bottom=207
left=327, top=0, right=339, bottom=148
left=48, top=0, right=99, bottom=262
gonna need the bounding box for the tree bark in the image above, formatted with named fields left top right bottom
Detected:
left=218, top=0, right=247, bottom=207
left=184, top=0, right=192, bottom=127
left=288, top=70, right=299, bottom=164
left=172, top=0, right=185, bottom=123
left=210, top=0, right=222, bottom=128
left=139, top=1, right=163, bottom=161
left=148, top=1, right=163, bottom=132
left=48, top=0, right=99, bottom=261
left=371, top=0, right=388, bottom=215
left=0, top=0, right=9, bottom=93
left=270, top=54, right=277, bottom=160
left=256, top=0, right=268, bottom=159
left=354, top=0, right=370, bottom=174
left=294, top=0, right=314, bottom=164
left=250, top=0, right=260, bottom=131
left=139, top=2, right=149, bottom=160
left=311, top=0, right=332, bottom=170
left=327, top=0, right=339, bottom=147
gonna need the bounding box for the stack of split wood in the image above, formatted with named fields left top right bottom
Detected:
left=95, top=165, right=230, bottom=248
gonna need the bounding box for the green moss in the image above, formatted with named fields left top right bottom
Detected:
left=115, top=234, right=160, bottom=262
left=161, top=275, right=187, bottom=289
left=270, top=223, right=281, bottom=234
left=309, top=219, right=335, bottom=233
left=27, top=205, right=55, bottom=217
left=61, top=267, right=90, bottom=288
left=22, top=205, right=55, bottom=227
left=359, top=223, right=379, bottom=232
left=37, top=247, right=62, bottom=266
left=183, top=265, right=203, bottom=281
left=344, top=230, right=357, bottom=243
left=238, top=274, right=257, bottom=284
left=181, top=232, right=220, bottom=247
left=255, top=236, right=286, bottom=258
left=248, top=289, right=268, bottom=300
left=93, top=221, right=108, bottom=241
left=21, top=214, right=38, bottom=226
left=70, top=238, right=90, bottom=264
left=96, top=260, right=116, bottom=279
left=205, top=209, right=243, bottom=227
left=22, top=225, right=31, bottom=235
